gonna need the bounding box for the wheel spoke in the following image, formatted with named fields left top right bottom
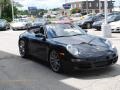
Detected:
left=50, top=51, right=61, bottom=72
left=19, top=40, right=25, bottom=56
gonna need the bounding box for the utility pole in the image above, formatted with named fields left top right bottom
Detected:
left=99, top=0, right=101, bottom=13
left=11, top=0, right=14, bottom=21
left=86, top=0, right=89, bottom=14
left=101, top=0, right=111, bottom=38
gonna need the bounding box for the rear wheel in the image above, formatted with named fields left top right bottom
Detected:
left=49, top=50, right=63, bottom=73
left=19, top=40, right=29, bottom=58
left=86, top=23, right=91, bottom=29
left=5, top=26, right=8, bottom=30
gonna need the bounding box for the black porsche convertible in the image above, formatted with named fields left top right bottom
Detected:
left=18, top=22, right=118, bottom=73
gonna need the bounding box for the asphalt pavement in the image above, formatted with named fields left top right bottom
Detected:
left=0, top=30, right=120, bottom=90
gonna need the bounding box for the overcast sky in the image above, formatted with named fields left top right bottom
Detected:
left=15, top=0, right=119, bottom=10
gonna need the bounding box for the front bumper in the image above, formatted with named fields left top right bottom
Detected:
left=63, top=54, right=118, bottom=70
left=12, top=26, right=27, bottom=30
left=0, top=26, right=6, bottom=30
left=111, top=27, right=120, bottom=32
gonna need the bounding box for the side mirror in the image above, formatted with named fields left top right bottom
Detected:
left=35, top=33, right=46, bottom=41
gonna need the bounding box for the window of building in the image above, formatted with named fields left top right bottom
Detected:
left=89, top=2, right=92, bottom=7
left=96, top=3, right=98, bottom=7
left=89, top=10, right=92, bottom=13
left=79, top=3, right=81, bottom=8
left=72, top=4, right=75, bottom=8
left=74, top=4, right=76, bottom=8
left=99, top=2, right=102, bottom=8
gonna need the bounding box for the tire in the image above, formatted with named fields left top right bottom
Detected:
left=49, top=50, right=63, bottom=73
left=86, top=23, right=91, bottom=29
left=5, top=26, right=8, bottom=31
left=19, top=40, right=29, bottom=58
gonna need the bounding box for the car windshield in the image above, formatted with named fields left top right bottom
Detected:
left=107, top=15, right=117, bottom=22
left=13, top=18, right=28, bottom=22
left=46, top=23, right=86, bottom=38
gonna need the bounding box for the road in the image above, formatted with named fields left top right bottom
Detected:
left=0, top=30, right=120, bottom=90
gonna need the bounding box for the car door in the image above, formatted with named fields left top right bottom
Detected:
left=29, top=26, right=49, bottom=61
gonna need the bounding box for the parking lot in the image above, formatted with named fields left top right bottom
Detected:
left=0, top=30, right=119, bottom=90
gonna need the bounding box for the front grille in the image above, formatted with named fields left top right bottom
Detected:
left=93, top=56, right=118, bottom=68
left=77, top=62, right=91, bottom=68
left=75, top=56, right=118, bottom=69
left=94, top=60, right=111, bottom=67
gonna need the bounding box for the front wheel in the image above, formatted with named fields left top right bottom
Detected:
left=86, top=23, right=91, bottom=29
left=49, top=50, right=63, bottom=73
left=19, top=40, right=29, bottom=58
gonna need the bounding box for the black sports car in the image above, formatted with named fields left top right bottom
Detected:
left=78, top=13, right=104, bottom=29
left=18, top=22, right=118, bottom=73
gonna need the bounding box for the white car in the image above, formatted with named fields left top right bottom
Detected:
left=10, top=18, right=31, bottom=30
left=109, top=20, right=120, bottom=32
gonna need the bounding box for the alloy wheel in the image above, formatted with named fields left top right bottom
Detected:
left=87, top=23, right=91, bottom=29
left=49, top=50, right=62, bottom=72
left=19, top=40, right=26, bottom=57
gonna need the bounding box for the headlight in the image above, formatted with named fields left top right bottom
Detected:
left=66, top=44, right=79, bottom=56
left=105, top=40, right=117, bottom=54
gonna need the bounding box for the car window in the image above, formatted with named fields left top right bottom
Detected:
left=46, top=23, right=86, bottom=38
left=39, top=27, right=44, bottom=35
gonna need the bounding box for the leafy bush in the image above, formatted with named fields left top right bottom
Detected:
left=71, top=8, right=81, bottom=14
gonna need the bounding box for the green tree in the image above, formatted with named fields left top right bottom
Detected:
left=0, top=0, right=18, bottom=21
left=71, top=8, right=81, bottom=14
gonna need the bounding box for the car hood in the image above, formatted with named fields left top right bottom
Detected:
left=52, top=35, right=111, bottom=57
left=52, top=34, right=107, bottom=47
left=109, top=20, right=120, bottom=26
left=11, top=22, right=26, bottom=27
left=93, top=19, right=114, bottom=26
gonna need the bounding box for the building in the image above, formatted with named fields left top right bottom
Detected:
left=67, top=0, right=114, bottom=13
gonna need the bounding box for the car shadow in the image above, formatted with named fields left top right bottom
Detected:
left=27, top=55, right=120, bottom=80
left=0, top=50, right=120, bottom=81
left=35, top=56, right=120, bottom=79
left=63, top=65, right=120, bottom=79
